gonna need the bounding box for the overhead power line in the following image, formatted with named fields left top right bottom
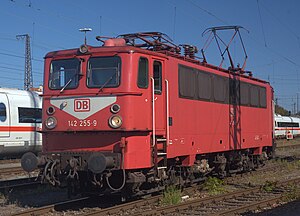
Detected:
left=184, top=1, right=300, bottom=70
left=0, top=51, right=43, bottom=62
left=0, top=65, right=43, bottom=75
left=256, top=0, right=268, bottom=47
left=259, top=1, right=300, bottom=47
left=186, top=0, right=229, bottom=24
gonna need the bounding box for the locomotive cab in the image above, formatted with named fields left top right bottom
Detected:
left=21, top=37, right=168, bottom=195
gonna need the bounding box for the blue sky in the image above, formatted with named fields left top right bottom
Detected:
left=0, top=0, right=300, bottom=112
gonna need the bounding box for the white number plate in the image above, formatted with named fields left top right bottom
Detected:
left=68, top=119, right=98, bottom=127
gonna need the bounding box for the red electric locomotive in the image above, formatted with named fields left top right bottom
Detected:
left=21, top=29, right=274, bottom=197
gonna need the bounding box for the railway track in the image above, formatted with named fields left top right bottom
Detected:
left=0, top=177, right=39, bottom=193
left=0, top=165, right=25, bottom=176
left=6, top=158, right=299, bottom=216
left=0, top=162, right=37, bottom=178
left=0, top=162, right=39, bottom=195
left=79, top=177, right=300, bottom=216
left=150, top=178, right=300, bottom=215
left=276, top=142, right=300, bottom=150
left=140, top=177, right=300, bottom=216
left=0, top=159, right=20, bottom=164
left=11, top=196, right=93, bottom=216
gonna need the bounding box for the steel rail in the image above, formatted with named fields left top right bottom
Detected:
left=217, top=195, right=282, bottom=215
left=11, top=196, right=91, bottom=216
left=0, top=176, right=39, bottom=193
left=276, top=143, right=300, bottom=149
left=8, top=164, right=299, bottom=216
left=83, top=195, right=162, bottom=216
left=139, top=177, right=300, bottom=216
left=0, top=166, right=24, bottom=175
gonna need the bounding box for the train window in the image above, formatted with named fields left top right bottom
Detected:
left=259, top=87, right=267, bottom=108
left=0, top=103, right=6, bottom=122
left=49, top=59, right=80, bottom=90
left=197, top=71, right=211, bottom=100
left=137, top=57, right=148, bottom=88
left=18, top=107, right=42, bottom=123
left=178, top=65, right=196, bottom=98
left=240, top=82, right=249, bottom=105
left=213, top=75, right=228, bottom=103
left=177, top=64, right=267, bottom=109
left=87, top=56, right=121, bottom=88
left=250, top=85, right=259, bottom=107
left=153, top=61, right=162, bottom=94
left=278, top=122, right=299, bottom=127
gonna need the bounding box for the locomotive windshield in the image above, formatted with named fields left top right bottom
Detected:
left=49, top=59, right=80, bottom=90
left=87, top=56, right=121, bottom=88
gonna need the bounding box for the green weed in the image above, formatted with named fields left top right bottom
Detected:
left=261, top=181, right=277, bottom=192
left=160, top=185, right=182, bottom=206
left=203, top=177, right=226, bottom=195
left=282, top=184, right=300, bottom=202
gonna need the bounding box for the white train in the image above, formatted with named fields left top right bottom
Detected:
left=274, top=114, right=300, bottom=139
left=0, top=88, right=42, bottom=158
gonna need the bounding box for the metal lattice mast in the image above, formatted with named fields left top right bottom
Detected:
left=16, top=34, right=33, bottom=90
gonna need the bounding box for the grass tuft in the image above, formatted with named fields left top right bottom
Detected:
left=203, top=177, right=226, bottom=195
left=282, top=184, right=300, bottom=202
left=160, top=185, right=182, bottom=206
left=261, top=180, right=277, bottom=192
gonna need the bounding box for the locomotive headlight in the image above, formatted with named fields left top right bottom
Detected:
left=47, top=106, right=55, bottom=115
left=109, top=115, right=122, bottom=129
left=45, top=117, right=57, bottom=129
left=110, top=104, right=120, bottom=113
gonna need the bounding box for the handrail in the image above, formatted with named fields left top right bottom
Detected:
left=151, top=77, right=155, bottom=147
left=165, top=79, right=170, bottom=145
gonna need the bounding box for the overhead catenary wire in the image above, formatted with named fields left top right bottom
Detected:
left=259, top=0, right=300, bottom=48
left=173, top=6, right=176, bottom=41
left=0, top=51, right=43, bottom=62
left=0, top=65, right=43, bottom=75
left=184, top=1, right=300, bottom=70
left=256, top=0, right=268, bottom=47
left=186, top=0, right=229, bottom=25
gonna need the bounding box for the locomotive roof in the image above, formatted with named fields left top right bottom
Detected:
left=45, top=42, right=269, bottom=86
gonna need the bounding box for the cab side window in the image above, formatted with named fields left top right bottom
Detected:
left=137, top=57, right=148, bottom=88
left=153, top=61, right=162, bottom=94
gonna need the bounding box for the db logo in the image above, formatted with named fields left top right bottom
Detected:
left=74, top=99, right=90, bottom=112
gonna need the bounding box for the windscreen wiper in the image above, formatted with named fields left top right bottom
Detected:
left=97, top=71, right=117, bottom=93
left=60, top=78, right=73, bottom=93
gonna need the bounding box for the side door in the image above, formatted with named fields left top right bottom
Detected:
left=0, top=93, right=10, bottom=137
left=150, top=59, right=166, bottom=135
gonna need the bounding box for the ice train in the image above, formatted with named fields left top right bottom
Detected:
left=0, top=88, right=42, bottom=158
left=274, top=114, right=300, bottom=139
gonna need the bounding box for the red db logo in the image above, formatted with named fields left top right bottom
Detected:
left=74, top=99, right=90, bottom=112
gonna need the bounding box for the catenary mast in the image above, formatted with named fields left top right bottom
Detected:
left=16, top=34, right=33, bottom=90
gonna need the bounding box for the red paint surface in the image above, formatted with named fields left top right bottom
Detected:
left=42, top=44, right=273, bottom=169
